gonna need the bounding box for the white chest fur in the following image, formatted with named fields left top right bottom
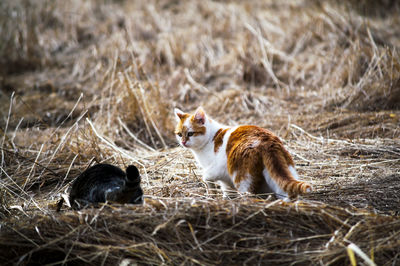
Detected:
left=191, top=126, right=237, bottom=186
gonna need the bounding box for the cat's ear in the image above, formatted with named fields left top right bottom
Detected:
left=194, top=106, right=206, bottom=125
left=126, top=165, right=140, bottom=183
left=174, top=108, right=186, bottom=121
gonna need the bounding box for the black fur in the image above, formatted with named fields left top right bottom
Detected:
left=69, top=164, right=143, bottom=209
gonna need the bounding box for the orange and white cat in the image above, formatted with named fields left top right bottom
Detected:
left=174, top=107, right=311, bottom=200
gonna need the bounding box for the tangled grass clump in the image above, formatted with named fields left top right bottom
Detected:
left=1, top=199, right=400, bottom=265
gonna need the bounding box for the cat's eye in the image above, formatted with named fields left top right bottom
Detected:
left=177, top=133, right=182, bottom=137
left=187, top=132, right=194, bottom=137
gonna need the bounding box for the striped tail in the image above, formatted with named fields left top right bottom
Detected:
left=262, top=144, right=312, bottom=198
left=282, top=179, right=312, bottom=197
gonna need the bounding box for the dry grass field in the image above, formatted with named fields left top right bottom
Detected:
left=1, top=0, right=400, bottom=265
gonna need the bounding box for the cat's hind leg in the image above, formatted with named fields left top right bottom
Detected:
left=232, top=172, right=262, bottom=199
left=235, top=175, right=253, bottom=194
left=262, top=169, right=289, bottom=199
left=261, top=150, right=312, bottom=198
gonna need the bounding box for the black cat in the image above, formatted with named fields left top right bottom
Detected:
left=69, top=164, right=143, bottom=209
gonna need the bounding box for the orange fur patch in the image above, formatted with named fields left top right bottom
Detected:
left=226, top=125, right=310, bottom=197
left=213, top=128, right=229, bottom=153
left=191, top=122, right=206, bottom=135
left=175, top=113, right=190, bottom=132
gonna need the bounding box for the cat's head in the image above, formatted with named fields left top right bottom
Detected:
left=174, top=107, right=209, bottom=149
left=125, top=165, right=143, bottom=204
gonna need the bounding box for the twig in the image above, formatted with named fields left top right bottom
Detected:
left=195, top=210, right=262, bottom=249
left=117, top=117, right=156, bottom=152
left=1, top=92, right=14, bottom=177
left=137, top=82, right=167, bottom=149
left=86, top=118, right=143, bottom=167
left=0, top=166, right=49, bottom=215
left=24, top=143, right=44, bottom=190
left=347, top=242, right=377, bottom=266
left=124, top=72, right=157, bottom=149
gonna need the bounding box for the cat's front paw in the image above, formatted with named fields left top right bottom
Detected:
left=222, top=190, right=239, bottom=199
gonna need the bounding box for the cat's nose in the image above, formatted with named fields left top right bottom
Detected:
left=182, top=140, right=187, bottom=146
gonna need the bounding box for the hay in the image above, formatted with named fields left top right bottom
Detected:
left=1, top=0, right=400, bottom=265
left=1, top=199, right=399, bottom=265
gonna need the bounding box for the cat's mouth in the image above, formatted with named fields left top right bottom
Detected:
left=182, top=142, right=190, bottom=148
